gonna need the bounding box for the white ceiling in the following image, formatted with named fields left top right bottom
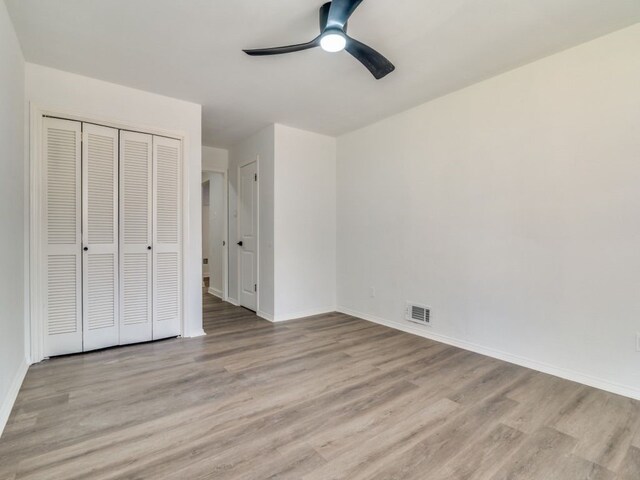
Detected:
left=6, top=0, right=640, bottom=147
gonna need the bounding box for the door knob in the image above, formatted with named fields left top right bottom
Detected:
left=147, top=246, right=152, bottom=250
left=237, top=241, right=243, bottom=247
left=83, top=246, right=88, bottom=251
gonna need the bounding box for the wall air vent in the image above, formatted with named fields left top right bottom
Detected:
left=405, top=303, right=431, bottom=326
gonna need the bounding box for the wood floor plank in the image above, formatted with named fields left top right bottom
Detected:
left=366, top=395, right=519, bottom=480
left=550, top=389, right=640, bottom=471
left=617, top=446, right=640, bottom=480
left=490, top=427, right=579, bottom=480
left=1, top=291, right=640, bottom=479
left=305, top=378, right=450, bottom=461
left=430, top=423, right=527, bottom=480
left=501, top=371, right=587, bottom=434
left=302, top=398, right=462, bottom=480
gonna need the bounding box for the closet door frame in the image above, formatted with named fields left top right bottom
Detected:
left=29, top=106, right=189, bottom=363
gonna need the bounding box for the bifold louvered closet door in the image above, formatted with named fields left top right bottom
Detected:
left=82, top=124, right=120, bottom=351
left=152, top=136, right=182, bottom=340
left=119, top=131, right=153, bottom=344
left=44, top=118, right=83, bottom=356
left=43, top=118, right=182, bottom=356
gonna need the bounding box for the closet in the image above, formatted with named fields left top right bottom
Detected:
left=43, top=117, right=182, bottom=356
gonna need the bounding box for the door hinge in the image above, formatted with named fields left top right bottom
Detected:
left=254, top=173, right=257, bottom=182
left=254, top=284, right=257, bottom=292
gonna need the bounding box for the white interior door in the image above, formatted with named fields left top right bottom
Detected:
left=119, top=131, right=153, bottom=344
left=152, top=135, right=182, bottom=340
left=238, top=161, right=258, bottom=311
left=43, top=118, right=83, bottom=356
left=82, top=123, right=119, bottom=351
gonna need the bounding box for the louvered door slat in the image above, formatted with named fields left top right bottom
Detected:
left=44, top=118, right=83, bottom=356
left=119, top=131, right=153, bottom=344
left=153, top=136, right=182, bottom=340
left=82, top=123, right=119, bottom=351
left=156, top=252, right=179, bottom=322
left=46, top=256, right=80, bottom=334
left=87, top=254, right=116, bottom=329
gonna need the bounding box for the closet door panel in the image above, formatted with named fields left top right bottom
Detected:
left=44, top=118, right=83, bottom=356
left=119, top=131, right=153, bottom=344
left=153, top=136, right=182, bottom=340
left=82, top=123, right=119, bottom=351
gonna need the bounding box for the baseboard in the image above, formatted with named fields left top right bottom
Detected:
left=0, top=358, right=29, bottom=438
left=226, top=297, right=240, bottom=307
left=257, top=310, right=275, bottom=322
left=337, top=306, right=640, bottom=401
left=187, top=329, right=207, bottom=338
left=207, top=287, right=223, bottom=299
left=257, top=306, right=335, bottom=323
left=272, top=307, right=336, bottom=323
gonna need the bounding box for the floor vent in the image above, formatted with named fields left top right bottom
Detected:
left=406, top=303, right=431, bottom=326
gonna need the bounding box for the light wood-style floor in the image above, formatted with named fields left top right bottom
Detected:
left=1, top=293, right=640, bottom=479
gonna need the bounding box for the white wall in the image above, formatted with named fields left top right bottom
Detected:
left=274, top=125, right=336, bottom=320
left=337, top=24, right=640, bottom=399
left=203, top=145, right=228, bottom=171
left=25, top=63, right=204, bottom=338
left=227, top=124, right=337, bottom=321
left=228, top=125, right=275, bottom=316
left=0, top=0, right=27, bottom=436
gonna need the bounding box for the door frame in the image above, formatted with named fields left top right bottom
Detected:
left=29, top=104, right=190, bottom=364
left=201, top=167, right=229, bottom=302
left=236, top=158, right=259, bottom=312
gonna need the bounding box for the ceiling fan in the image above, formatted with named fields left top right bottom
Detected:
left=243, top=0, right=395, bottom=80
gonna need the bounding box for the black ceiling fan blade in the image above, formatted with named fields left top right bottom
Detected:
left=345, top=36, right=395, bottom=79
left=243, top=37, right=320, bottom=56
left=326, top=0, right=364, bottom=30
left=319, top=2, right=330, bottom=32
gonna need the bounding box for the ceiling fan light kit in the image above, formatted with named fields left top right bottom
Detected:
left=243, top=0, right=395, bottom=79
left=320, top=30, right=347, bottom=52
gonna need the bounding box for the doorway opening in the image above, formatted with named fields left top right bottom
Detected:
left=201, top=170, right=228, bottom=300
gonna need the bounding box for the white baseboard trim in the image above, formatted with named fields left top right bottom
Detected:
left=226, top=297, right=240, bottom=307
left=337, top=306, right=640, bottom=401
left=257, top=308, right=335, bottom=323
left=273, top=307, right=336, bottom=323
left=0, top=358, right=29, bottom=438
left=187, top=329, right=207, bottom=338
left=207, top=287, right=223, bottom=299
left=257, top=310, right=275, bottom=322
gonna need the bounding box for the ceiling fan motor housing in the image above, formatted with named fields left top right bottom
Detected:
left=320, top=2, right=348, bottom=33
